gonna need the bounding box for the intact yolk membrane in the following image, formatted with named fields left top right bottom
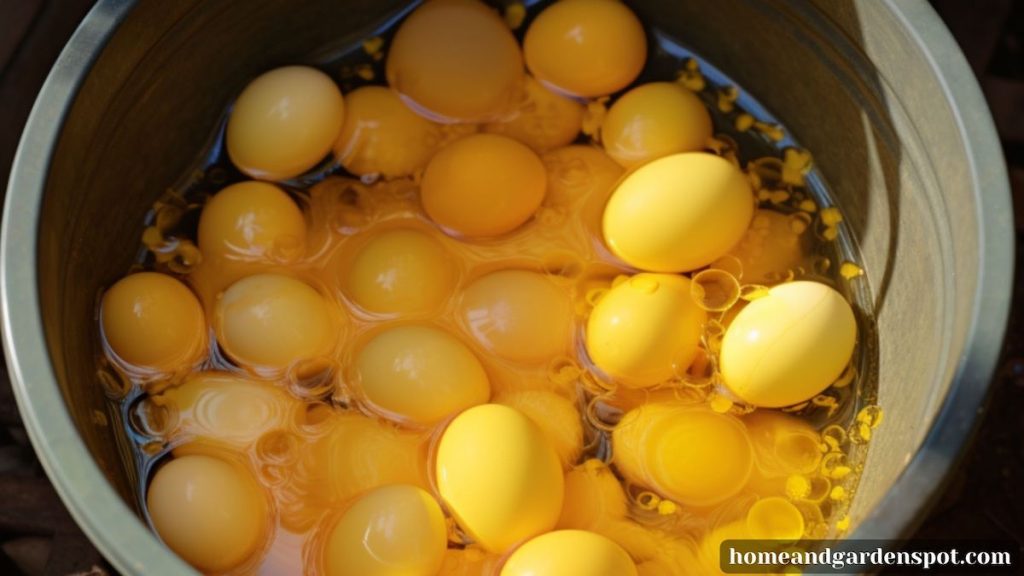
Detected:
left=214, top=273, right=340, bottom=373
left=524, top=0, right=647, bottom=98
left=612, top=404, right=753, bottom=507
left=101, top=272, right=207, bottom=373
left=322, top=484, right=447, bottom=576
left=354, top=325, right=491, bottom=426
left=421, top=133, right=548, bottom=237
left=585, top=273, right=706, bottom=388
left=343, top=227, right=457, bottom=316
left=386, top=0, right=525, bottom=122
left=601, top=82, right=713, bottom=168
left=226, top=65, right=345, bottom=180
left=147, top=454, right=268, bottom=573
left=459, top=269, right=574, bottom=364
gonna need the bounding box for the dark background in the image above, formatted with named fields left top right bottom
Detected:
left=0, top=0, right=1021, bottom=574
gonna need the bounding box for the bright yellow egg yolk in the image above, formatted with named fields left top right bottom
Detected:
left=727, top=209, right=808, bottom=285
left=155, top=371, right=298, bottom=448
left=214, top=273, right=337, bottom=372
left=440, top=547, right=502, bottom=576
left=344, top=228, right=456, bottom=315
left=612, top=405, right=753, bottom=507
left=101, top=272, right=206, bottom=372
left=323, top=484, right=447, bottom=576
left=355, top=325, right=490, bottom=426
left=147, top=454, right=268, bottom=572
left=585, top=274, right=706, bottom=388
left=557, top=459, right=628, bottom=529
left=603, top=152, right=754, bottom=272
left=601, top=82, right=712, bottom=168
left=485, top=76, right=585, bottom=153
left=524, top=0, right=647, bottom=98
left=459, top=269, right=573, bottom=364
left=496, top=389, right=582, bottom=469
left=226, top=65, right=345, bottom=180
left=435, top=404, right=563, bottom=553
left=720, top=281, right=857, bottom=408
left=500, top=530, right=638, bottom=576
left=333, top=86, right=440, bottom=178
left=745, top=497, right=805, bottom=541
left=386, top=0, right=524, bottom=122
left=421, top=133, right=547, bottom=237
left=198, top=180, right=307, bottom=263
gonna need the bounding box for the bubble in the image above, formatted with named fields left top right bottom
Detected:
left=691, top=269, right=740, bottom=312
left=286, top=356, right=339, bottom=401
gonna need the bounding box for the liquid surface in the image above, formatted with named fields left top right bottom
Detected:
left=98, top=1, right=881, bottom=574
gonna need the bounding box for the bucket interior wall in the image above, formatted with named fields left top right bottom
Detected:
left=37, top=0, right=979, bottom=534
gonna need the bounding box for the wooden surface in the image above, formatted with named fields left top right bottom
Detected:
left=0, top=1, right=1020, bottom=574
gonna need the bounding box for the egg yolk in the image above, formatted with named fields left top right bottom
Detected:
left=524, top=0, right=646, bottom=98
left=198, top=180, right=307, bottom=263
left=612, top=405, right=753, bottom=507
left=386, top=0, right=524, bottom=122
left=333, top=86, right=440, bottom=178
left=421, top=133, right=547, bottom=237
left=459, top=269, right=574, bottom=364
left=500, top=530, right=638, bottom=576
left=101, top=272, right=206, bottom=372
left=496, top=389, right=583, bottom=469
left=226, top=65, right=345, bottom=180
left=326, top=413, right=430, bottom=504
left=147, top=454, right=268, bottom=572
left=745, top=497, right=804, bottom=541
left=720, top=281, right=857, bottom=408
left=323, top=484, right=447, bottom=576
left=485, top=76, right=585, bottom=153
left=154, top=371, right=298, bottom=448
left=558, top=459, right=628, bottom=529
left=603, top=152, right=754, bottom=272
left=435, top=404, right=563, bottom=553
left=355, top=325, right=491, bottom=426
left=344, top=228, right=456, bottom=315
left=214, top=273, right=338, bottom=372
left=601, top=82, right=713, bottom=168
left=585, top=274, right=706, bottom=388
left=697, top=520, right=750, bottom=576
left=727, top=209, right=808, bottom=285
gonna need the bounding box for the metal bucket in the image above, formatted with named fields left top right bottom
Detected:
left=1, top=0, right=1012, bottom=573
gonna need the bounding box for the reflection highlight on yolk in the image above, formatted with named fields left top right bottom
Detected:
left=214, top=273, right=337, bottom=372
left=344, top=228, right=456, bottom=315
left=333, top=86, right=440, bottom=179
left=387, top=0, right=524, bottom=122
left=101, top=272, right=206, bottom=373
left=585, top=274, right=706, bottom=388
left=226, top=65, right=345, bottom=180
left=459, top=269, right=574, bottom=364
left=421, top=134, right=547, bottom=237
left=355, top=325, right=490, bottom=426
left=323, top=484, right=447, bottom=576
left=612, top=404, right=753, bottom=507
left=524, top=0, right=647, bottom=98
left=198, top=180, right=307, bottom=264
left=147, top=454, right=268, bottom=573
left=601, top=82, right=713, bottom=168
